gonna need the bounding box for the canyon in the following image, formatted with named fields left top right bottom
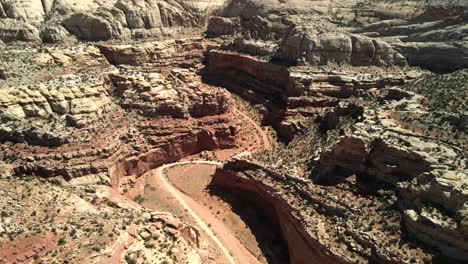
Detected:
left=0, top=0, right=467, bottom=263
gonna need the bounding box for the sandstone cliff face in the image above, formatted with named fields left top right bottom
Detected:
left=212, top=158, right=438, bottom=263
left=207, top=50, right=292, bottom=96
left=354, top=11, right=468, bottom=72
left=0, top=0, right=223, bottom=42
left=278, top=30, right=407, bottom=67
left=315, top=87, right=467, bottom=261
left=97, top=37, right=213, bottom=67
left=0, top=38, right=241, bottom=189
left=212, top=159, right=349, bottom=264
left=61, top=0, right=199, bottom=41
left=210, top=0, right=468, bottom=72
left=205, top=48, right=421, bottom=141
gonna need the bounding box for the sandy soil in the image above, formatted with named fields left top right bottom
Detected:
left=167, top=164, right=269, bottom=263
left=141, top=162, right=263, bottom=264
left=139, top=166, right=228, bottom=264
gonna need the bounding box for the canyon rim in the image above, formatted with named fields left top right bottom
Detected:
left=0, top=0, right=467, bottom=263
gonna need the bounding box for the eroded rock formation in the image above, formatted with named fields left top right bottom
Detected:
left=0, top=0, right=467, bottom=263
left=0, top=0, right=225, bottom=42
left=0, top=38, right=241, bottom=190
left=212, top=158, right=434, bottom=263
left=314, top=86, right=467, bottom=261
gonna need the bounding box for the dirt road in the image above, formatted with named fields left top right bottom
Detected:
left=234, top=109, right=271, bottom=150
left=146, top=109, right=270, bottom=263
left=154, top=161, right=261, bottom=264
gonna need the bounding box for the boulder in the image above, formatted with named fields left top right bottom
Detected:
left=42, top=25, right=70, bottom=43
left=62, top=13, right=121, bottom=41
left=0, top=18, right=40, bottom=42
left=207, top=16, right=236, bottom=36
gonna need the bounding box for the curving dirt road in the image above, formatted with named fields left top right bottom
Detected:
left=234, top=109, right=271, bottom=150
left=155, top=161, right=261, bottom=264
left=147, top=109, right=270, bottom=263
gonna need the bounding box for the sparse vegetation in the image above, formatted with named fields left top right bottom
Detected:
left=133, top=194, right=145, bottom=204
left=403, top=70, right=468, bottom=113
left=57, top=238, right=66, bottom=246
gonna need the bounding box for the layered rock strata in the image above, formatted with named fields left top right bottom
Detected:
left=209, top=0, right=468, bottom=72
left=212, top=158, right=436, bottom=264
left=315, top=87, right=467, bottom=261
left=205, top=49, right=422, bottom=141
left=0, top=38, right=241, bottom=190
left=0, top=0, right=225, bottom=42
left=97, top=37, right=216, bottom=67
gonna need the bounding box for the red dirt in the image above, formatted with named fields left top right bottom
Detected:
left=166, top=163, right=269, bottom=263
left=0, top=232, right=60, bottom=263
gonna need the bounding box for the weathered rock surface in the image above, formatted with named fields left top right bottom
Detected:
left=0, top=18, right=40, bottom=41
left=392, top=41, right=468, bottom=72
left=60, top=0, right=200, bottom=41
left=206, top=50, right=293, bottom=97
left=278, top=30, right=408, bottom=67
left=0, top=0, right=224, bottom=42
left=213, top=158, right=436, bottom=263
left=0, top=39, right=241, bottom=189
left=206, top=16, right=237, bottom=36
left=62, top=12, right=124, bottom=41
left=108, top=68, right=231, bottom=118
left=205, top=48, right=423, bottom=141
left=0, top=73, right=114, bottom=124
left=97, top=37, right=214, bottom=67
left=352, top=11, right=468, bottom=71
left=314, top=86, right=467, bottom=261
left=0, top=178, right=202, bottom=263
left=213, top=0, right=468, bottom=71
left=41, top=25, right=70, bottom=43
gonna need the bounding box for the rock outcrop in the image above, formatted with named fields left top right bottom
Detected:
left=62, top=12, right=124, bottom=41
left=392, top=41, right=468, bottom=72
left=206, top=16, right=237, bottom=36
left=60, top=0, right=200, bottom=41
left=278, top=30, right=408, bottom=67
left=0, top=38, right=241, bottom=189
left=205, top=48, right=422, bottom=141
left=0, top=0, right=224, bottom=42
left=212, top=158, right=438, bottom=263
left=41, top=25, right=70, bottom=43
left=0, top=18, right=40, bottom=42
left=315, top=86, right=467, bottom=261
left=349, top=10, right=468, bottom=72
left=97, top=37, right=213, bottom=67
left=212, top=160, right=344, bottom=264
left=211, top=0, right=468, bottom=72
left=206, top=50, right=293, bottom=97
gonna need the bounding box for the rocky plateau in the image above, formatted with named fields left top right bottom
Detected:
left=0, top=0, right=467, bottom=263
